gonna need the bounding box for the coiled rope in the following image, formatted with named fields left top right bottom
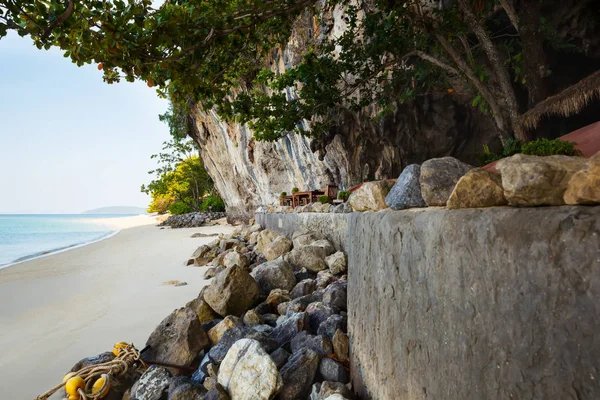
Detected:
left=35, top=343, right=146, bottom=400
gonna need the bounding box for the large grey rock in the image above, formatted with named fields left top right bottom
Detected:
left=168, top=378, right=207, bottom=400
left=310, top=381, right=355, bottom=400
left=186, top=297, right=220, bottom=325
left=142, top=307, right=209, bottom=372
left=222, top=251, right=251, bottom=269
left=347, top=181, right=394, bottom=211
left=290, top=279, right=317, bottom=299
left=290, top=331, right=333, bottom=356
left=204, top=265, right=260, bottom=317
left=385, top=164, right=427, bottom=210
left=305, top=302, right=337, bottom=332
left=256, top=230, right=282, bottom=254
left=497, top=154, right=588, bottom=206
left=218, top=339, right=283, bottom=400
left=263, top=236, right=293, bottom=261
left=208, top=326, right=278, bottom=364
left=317, top=315, right=346, bottom=340
left=284, top=245, right=328, bottom=272
left=251, top=258, right=297, bottom=294
left=279, top=349, right=321, bottom=400
left=190, top=245, right=219, bottom=267
left=131, top=366, right=171, bottom=400
left=269, top=312, right=309, bottom=346
left=318, top=358, right=349, bottom=383
left=292, top=230, right=322, bottom=248
left=348, top=206, right=600, bottom=400
left=322, top=281, right=347, bottom=311
left=420, top=157, right=473, bottom=206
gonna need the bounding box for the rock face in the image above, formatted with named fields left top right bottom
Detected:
left=142, top=307, right=208, bottom=372
left=204, top=266, right=261, bottom=317
left=564, top=153, right=600, bottom=205
left=446, top=168, right=507, bottom=209
left=348, top=207, right=600, bottom=400
left=251, top=259, right=297, bottom=294
left=385, top=164, right=427, bottom=210
left=347, top=181, right=394, bottom=211
left=218, top=339, right=283, bottom=400
left=420, top=157, right=473, bottom=206
left=496, top=154, right=587, bottom=206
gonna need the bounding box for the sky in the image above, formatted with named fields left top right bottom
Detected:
left=0, top=33, right=171, bottom=214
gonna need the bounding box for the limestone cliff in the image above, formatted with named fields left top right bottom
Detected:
left=187, top=3, right=600, bottom=221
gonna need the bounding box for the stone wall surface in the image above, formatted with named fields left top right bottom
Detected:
left=258, top=206, right=600, bottom=399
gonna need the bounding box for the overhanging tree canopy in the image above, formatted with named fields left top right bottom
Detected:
left=2, top=0, right=598, bottom=145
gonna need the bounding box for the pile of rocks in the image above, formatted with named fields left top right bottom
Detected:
left=257, top=152, right=600, bottom=214
left=159, top=212, right=228, bottom=228
left=67, top=224, right=353, bottom=400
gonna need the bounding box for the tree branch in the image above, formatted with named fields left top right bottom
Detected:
left=40, top=0, right=75, bottom=41
left=499, top=0, right=519, bottom=32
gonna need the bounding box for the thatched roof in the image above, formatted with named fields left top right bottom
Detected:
left=520, top=69, right=600, bottom=130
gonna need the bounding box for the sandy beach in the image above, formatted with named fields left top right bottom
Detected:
left=0, top=221, right=233, bottom=399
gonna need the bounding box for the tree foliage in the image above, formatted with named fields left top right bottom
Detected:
left=141, top=137, right=215, bottom=212
left=2, top=0, right=597, bottom=144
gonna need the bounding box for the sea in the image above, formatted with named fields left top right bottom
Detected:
left=0, top=214, right=138, bottom=268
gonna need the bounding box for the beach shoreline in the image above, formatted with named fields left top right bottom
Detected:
left=0, top=222, right=233, bottom=399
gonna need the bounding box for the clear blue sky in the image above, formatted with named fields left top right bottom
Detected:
left=0, top=33, right=171, bottom=213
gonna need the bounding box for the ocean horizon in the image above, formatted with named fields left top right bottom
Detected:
left=0, top=214, right=144, bottom=268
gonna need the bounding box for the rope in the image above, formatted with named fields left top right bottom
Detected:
left=34, top=343, right=146, bottom=400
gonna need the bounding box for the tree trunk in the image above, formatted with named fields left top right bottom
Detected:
left=519, top=0, right=549, bottom=109
left=457, top=0, right=529, bottom=141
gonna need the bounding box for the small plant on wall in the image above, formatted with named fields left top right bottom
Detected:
left=318, top=195, right=331, bottom=204
left=337, top=191, right=351, bottom=201
left=280, top=192, right=287, bottom=198
left=292, top=187, right=299, bottom=193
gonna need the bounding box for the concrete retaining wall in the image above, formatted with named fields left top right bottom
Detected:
left=258, top=206, right=600, bottom=399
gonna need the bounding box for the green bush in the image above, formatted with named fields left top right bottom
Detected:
left=337, top=190, right=351, bottom=201
left=168, top=201, right=193, bottom=215
left=476, top=138, right=522, bottom=165
left=521, top=138, right=582, bottom=157
left=280, top=191, right=287, bottom=198
left=292, top=187, right=299, bottom=193
left=200, top=194, right=226, bottom=212
left=318, top=195, right=331, bottom=204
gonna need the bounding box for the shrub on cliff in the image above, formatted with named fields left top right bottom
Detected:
left=200, top=195, right=226, bottom=212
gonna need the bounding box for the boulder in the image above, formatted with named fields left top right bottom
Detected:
left=270, top=348, right=291, bottom=369
left=564, top=153, right=600, bottom=205
left=420, top=157, right=474, bottom=206
left=322, top=281, right=347, bottom=311
left=292, top=230, right=321, bottom=248
left=242, top=309, right=263, bottom=326
left=332, top=329, right=349, bottom=362
left=310, top=381, right=355, bottom=400
left=191, top=353, right=212, bottom=384
left=191, top=245, right=219, bottom=267
left=186, top=297, right=220, bottom=325
left=310, top=240, right=336, bottom=256
left=266, top=289, right=291, bottom=307
left=385, top=164, right=427, bottom=210
left=315, top=271, right=337, bottom=289
left=317, top=315, right=347, bottom=341
left=496, top=154, right=588, bottom=206
left=70, top=352, right=114, bottom=372
left=279, top=349, right=321, bottom=400
left=130, top=366, right=171, bottom=400
left=290, top=279, right=317, bottom=299
left=263, top=236, right=293, bottom=261
left=347, top=181, right=394, bottom=211
left=305, top=302, right=337, bottom=333
left=318, top=358, right=349, bottom=383
left=446, top=168, right=507, bottom=209
left=142, top=308, right=209, bottom=372
left=208, top=316, right=243, bottom=346
left=251, top=259, right=297, bottom=294
left=324, top=252, right=346, bottom=275
left=208, top=326, right=279, bottom=364
left=269, top=312, right=310, bottom=347
left=220, top=239, right=242, bottom=251
left=204, top=267, right=225, bottom=280
left=256, top=230, right=281, bottom=254
left=204, top=266, right=260, bottom=317
left=290, top=331, right=333, bottom=356
left=204, top=385, right=230, bottom=400
left=248, top=231, right=260, bottom=246
left=168, top=378, right=207, bottom=400
left=223, top=251, right=251, bottom=269
left=284, top=246, right=328, bottom=273
left=218, top=339, right=283, bottom=400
